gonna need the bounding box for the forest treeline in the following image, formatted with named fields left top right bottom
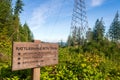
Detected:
left=0, top=0, right=33, bottom=56
left=66, top=11, right=120, bottom=61
left=0, top=0, right=33, bottom=42
left=67, top=11, right=120, bottom=46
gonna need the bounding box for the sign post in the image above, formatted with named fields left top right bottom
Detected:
left=32, top=67, right=40, bottom=80
left=32, top=40, right=41, bottom=80
left=12, top=40, right=58, bottom=80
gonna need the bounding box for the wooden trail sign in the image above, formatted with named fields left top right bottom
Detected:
left=12, top=41, right=58, bottom=71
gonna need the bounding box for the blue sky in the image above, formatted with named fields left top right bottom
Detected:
left=13, top=0, right=120, bottom=42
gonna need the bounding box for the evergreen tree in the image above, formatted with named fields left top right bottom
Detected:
left=67, top=35, right=73, bottom=46
left=68, top=26, right=86, bottom=46
left=13, top=0, right=24, bottom=41
left=19, top=24, right=25, bottom=41
left=93, top=19, right=99, bottom=41
left=14, top=0, right=24, bottom=15
left=108, top=11, right=120, bottom=42
left=0, top=0, right=13, bottom=41
left=23, top=23, right=34, bottom=42
left=86, top=28, right=93, bottom=42
left=93, top=18, right=105, bottom=42
left=72, top=26, right=78, bottom=46
left=77, top=27, right=81, bottom=45
left=0, top=0, right=13, bottom=56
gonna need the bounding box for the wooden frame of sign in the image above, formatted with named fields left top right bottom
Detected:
left=12, top=40, right=58, bottom=80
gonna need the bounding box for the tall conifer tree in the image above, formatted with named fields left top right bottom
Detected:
left=23, top=23, right=34, bottom=42
left=108, top=11, right=120, bottom=42
left=0, top=0, right=13, bottom=41
left=13, top=0, right=24, bottom=41
left=93, top=18, right=105, bottom=42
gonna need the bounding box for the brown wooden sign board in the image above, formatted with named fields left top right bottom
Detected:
left=12, top=42, right=58, bottom=71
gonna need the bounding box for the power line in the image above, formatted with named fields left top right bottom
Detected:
left=53, top=0, right=66, bottom=27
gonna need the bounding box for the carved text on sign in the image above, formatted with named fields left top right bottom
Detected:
left=12, top=42, right=58, bottom=71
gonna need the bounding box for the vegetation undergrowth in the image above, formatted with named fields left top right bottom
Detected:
left=0, top=47, right=120, bottom=80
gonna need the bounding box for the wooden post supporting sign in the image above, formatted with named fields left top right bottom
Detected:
left=12, top=40, right=58, bottom=80
left=32, top=67, right=40, bottom=80
left=32, top=40, right=41, bottom=80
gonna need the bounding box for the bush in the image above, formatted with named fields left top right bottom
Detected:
left=0, top=47, right=120, bottom=79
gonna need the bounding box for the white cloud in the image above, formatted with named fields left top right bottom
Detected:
left=91, top=0, right=105, bottom=7
left=27, top=0, right=69, bottom=42
left=28, top=0, right=63, bottom=30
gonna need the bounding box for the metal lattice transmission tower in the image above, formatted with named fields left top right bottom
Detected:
left=70, top=0, right=89, bottom=45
